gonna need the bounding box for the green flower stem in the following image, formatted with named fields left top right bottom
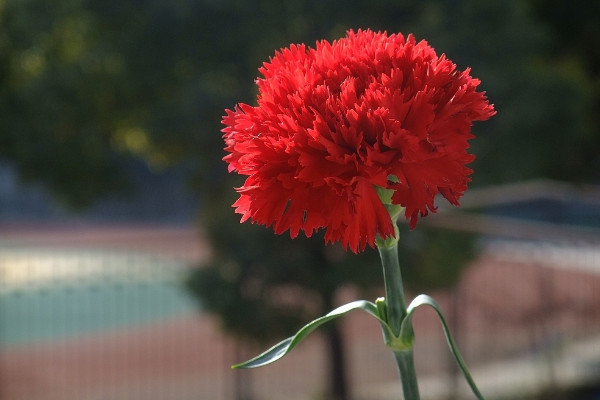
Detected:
left=393, top=349, right=420, bottom=400
left=377, top=232, right=420, bottom=400
left=378, top=243, right=407, bottom=334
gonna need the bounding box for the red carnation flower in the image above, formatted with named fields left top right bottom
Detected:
left=222, top=29, right=495, bottom=253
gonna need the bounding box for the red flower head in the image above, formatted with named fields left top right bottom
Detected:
left=222, top=29, right=495, bottom=253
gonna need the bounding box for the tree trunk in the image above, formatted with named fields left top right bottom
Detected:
left=234, top=342, right=254, bottom=400
left=446, top=286, right=461, bottom=400
left=324, top=319, right=349, bottom=400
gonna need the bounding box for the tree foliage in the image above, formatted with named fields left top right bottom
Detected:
left=2, top=0, right=597, bottom=209
left=398, top=227, right=476, bottom=292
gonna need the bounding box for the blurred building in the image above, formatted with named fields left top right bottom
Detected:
left=0, top=159, right=198, bottom=224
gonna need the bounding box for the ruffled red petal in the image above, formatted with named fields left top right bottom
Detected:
left=222, top=29, right=495, bottom=253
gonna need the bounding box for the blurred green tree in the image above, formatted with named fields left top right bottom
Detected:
left=186, top=197, right=382, bottom=400
left=0, top=0, right=132, bottom=206
left=396, top=0, right=599, bottom=185
left=529, top=0, right=600, bottom=182
left=398, top=227, right=476, bottom=293
left=2, top=0, right=597, bottom=205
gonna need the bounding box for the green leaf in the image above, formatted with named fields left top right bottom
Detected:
left=400, top=294, right=486, bottom=400
left=232, top=300, right=386, bottom=369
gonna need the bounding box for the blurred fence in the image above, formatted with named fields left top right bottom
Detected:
left=1, top=220, right=600, bottom=400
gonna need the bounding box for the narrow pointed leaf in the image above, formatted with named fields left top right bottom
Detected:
left=401, top=294, right=486, bottom=400
left=233, top=300, right=386, bottom=369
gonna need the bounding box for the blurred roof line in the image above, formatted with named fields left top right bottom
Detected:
left=458, top=179, right=600, bottom=210
left=419, top=211, right=600, bottom=243
left=415, top=179, right=600, bottom=243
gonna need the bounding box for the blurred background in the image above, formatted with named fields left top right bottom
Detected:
left=1, top=0, right=599, bottom=399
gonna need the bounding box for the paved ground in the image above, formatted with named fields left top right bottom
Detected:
left=1, top=223, right=600, bottom=400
